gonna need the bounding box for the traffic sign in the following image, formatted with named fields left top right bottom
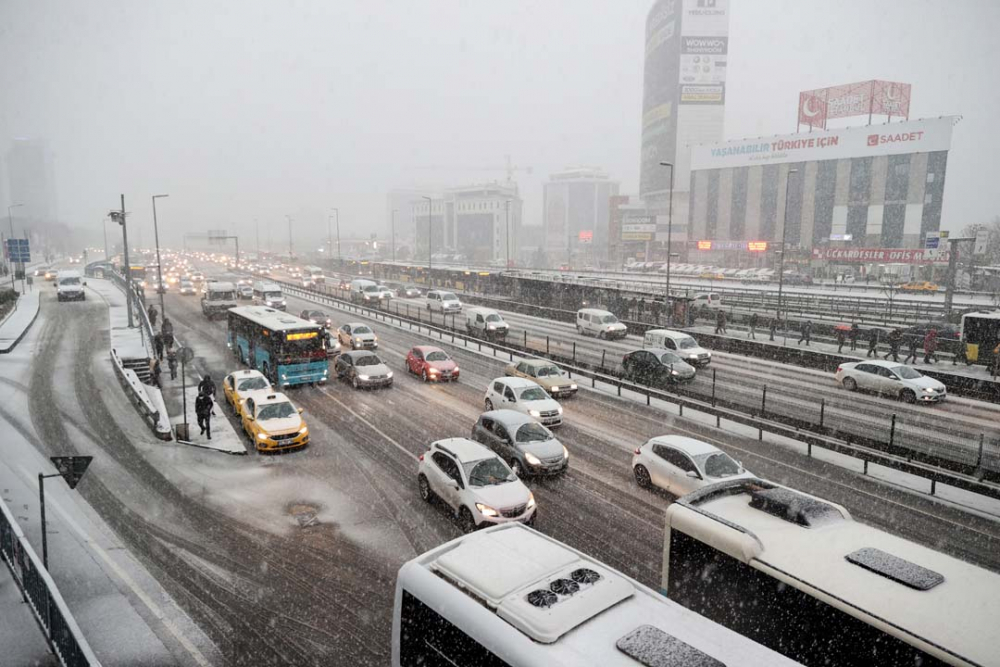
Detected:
left=5, top=238, right=30, bottom=263
left=49, top=456, right=93, bottom=489
left=974, top=229, right=990, bottom=256
left=178, top=346, right=195, bottom=364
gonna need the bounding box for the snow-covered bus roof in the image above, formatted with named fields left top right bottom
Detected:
left=396, top=523, right=799, bottom=666
left=668, top=479, right=999, bottom=667
left=229, top=306, right=319, bottom=333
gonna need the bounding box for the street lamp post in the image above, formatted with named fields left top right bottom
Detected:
left=151, top=194, right=169, bottom=319
left=102, top=216, right=110, bottom=261
left=110, top=194, right=134, bottom=328
left=422, top=196, right=433, bottom=273
left=7, top=203, right=23, bottom=288
left=505, top=200, right=511, bottom=269
left=286, top=215, right=293, bottom=261
left=391, top=209, right=397, bottom=263
left=776, top=168, right=799, bottom=329
left=659, top=162, right=674, bottom=323
left=331, top=208, right=341, bottom=265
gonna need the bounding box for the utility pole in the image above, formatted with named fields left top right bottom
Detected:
left=505, top=200, right=511, bottom=269
left=152, top=194, right=169, bottom=319
left=102, top=216, right=110, bottom=261
left=943, top=236, right=976, bottom=317
left=255, top=218, right=260, bottom=257
left=391, top=208, right=397, bottom=263
left=660, top=161, right=674, bottom=322
left=776, top=169, right=799, bottom=325
left=286, top=215, right=293, bottom=261
left=111, top=195, right=134, bottom=328
left=422, top=196, right=433, bottom=273
left=7, top=203, right=23, bottom=288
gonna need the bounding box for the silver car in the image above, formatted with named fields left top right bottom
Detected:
left=335, top=350, right=393, bottom=389
left=835, top=360, right=946, bottom=403
left=632, top=435, right=754, bottom=496
left=471, top=409, right=569, bottom=477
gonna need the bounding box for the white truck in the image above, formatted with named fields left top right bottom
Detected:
left=202, top=281, right=237, bottom=318
left=349, top=278, right=381, bottom=304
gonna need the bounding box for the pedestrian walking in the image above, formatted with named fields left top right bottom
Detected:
left=885, top=329, right=901, bottom=363
left=904, top=335, right=919, bottom=364
left=198, top=373, right=217, bottom=398
left=167, top=348, right=178, bottom=380
left=836, top=329, right=846, bottom=353
left=952, top=340, right=967, bottom=366
left=148, top=305, right=158, bottom=328
left=195, top=389, right=215, bottom=440
left=149, top=358, right=162, bottom=389
left=715, top=310, right=727, bottom=335
left=638, top=297, right=646, bottom=319
left=651, top=300, right=661, bottom=325
left=849, top=323, right=860, bottom=351
left=161, top=318, right=175, bottom=350
left=748, top=313, right=758, bottom=339
left=867, top=328, right=880, bottom=358
left=153, top=332, right=164, bottom=361
left=769, top=317, right=777, bottom=342
left=797, top=320, right=813, bottom=346
left=923, top=329, right=939, bottom=364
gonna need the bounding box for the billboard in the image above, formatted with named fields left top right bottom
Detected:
left=691, top=116, right=956, bottom=170
left=811, top=247, right=949, bottom=264
left=798, top=80, right=912, bottom=130
left=695, top=240, right=767, bottom=251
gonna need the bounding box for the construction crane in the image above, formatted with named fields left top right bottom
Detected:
left=411, top=154, right=533, bottom=186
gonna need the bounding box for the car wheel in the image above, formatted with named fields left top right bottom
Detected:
left=511, top=459, right=523, bottom=477
left=842, top=377, right=857, bottom=392
left=418, top=474, right=433, bottom=502
left=352, top=375, right=359, bottom=389
left=459, top=507, right=477, bottom=534
left=485, top=398, right=494, bottom=411
left=421, top=369, right=428, bottom=382
left=901, top=389, right=917, bottom=404
left=598, top=331, right=606, bottom=340
left=576, top=325, right=583, bottom=335
left=634, top=464, right=652, bottom=488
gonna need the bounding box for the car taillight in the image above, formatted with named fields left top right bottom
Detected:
left=634, top=448, right=641, bottom=455
left=836, top=366, right=842, bottom=373
left=418, top=454, right=424, bottom=462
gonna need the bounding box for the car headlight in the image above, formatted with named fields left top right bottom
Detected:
left=298, top=426, right=309, bottom=435
left=428, top=368, right=438, bottom=374
left=354, top=337, right=362, bottom=343
left=550, top=386, right=561, bottom=392
left=528, top=409, right=541, bottom=418
left=556, top=406, right=563, bottom=414
left=562, top=445, right=569, bottom=460
left=358, top=374, right=370, bottom=380
left=475, top=503, right=499, bottom=518
left=688, top=354, right=699, bottom=360
left=453, top=367, right=459, bottom=373
left=569, top=383, right=577, bottom=390
left=524, top=452, right=542, bottom=466
left=487, top=324, right=495, bottom=329
left=923, top=387, right=935, bottom=393
left=386, top=371, right=393, bottom=378
left=671, top=370, right=680, bottom=376
left=374, top=336, right=378, bottom=341
left=257, top=432, right=268, bottom=440
left=527, top=493, right=536, bottom=509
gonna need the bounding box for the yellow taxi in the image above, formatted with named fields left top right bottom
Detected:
left=241, top=392, right=309, bottom=452
left=900, top=281, right=939, bottom=292
left=700, top=272, right=725, bottom=280
left=222, top=369, right=272, bottom=417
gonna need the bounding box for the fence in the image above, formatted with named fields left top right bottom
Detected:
left=0, top=497, right=101, bottom=666
left=275, top=279, right=1000, bottom=499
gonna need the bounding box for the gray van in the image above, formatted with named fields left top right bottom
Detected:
left=471, top=409, right=569, bottom=477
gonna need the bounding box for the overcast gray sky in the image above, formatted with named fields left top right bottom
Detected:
left=1, top=0, right=997, bottom=251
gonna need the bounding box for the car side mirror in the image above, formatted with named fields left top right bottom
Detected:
left=448, top=479, right=460, bottom=490
left=686, top=470, right=700, bottom=479
left=246, top=415, right=255, bottom=422
left=297, top=407, right=304, bottom=414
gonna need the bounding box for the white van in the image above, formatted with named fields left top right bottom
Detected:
left=349, top=278, right=381, bottom=304
left=576, top=308, right=627, bottom=340
left=465, top=306, right=508, bottom=339
left=691, top=292, right=722, bottom=310
left=202, top=281, right=237, bottom=318
left=252, top=281, right=286, bottom=310
left=643, top=329, right=712, bottom=366
left=426, top=290, right=462, bottom=313
left=56, top=270, right=86, bottom=302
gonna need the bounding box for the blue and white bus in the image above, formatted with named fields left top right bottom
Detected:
left=227, top=306, right=329, bottom=387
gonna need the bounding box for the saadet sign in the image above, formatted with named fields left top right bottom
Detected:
left=691, top=116, right=956, bottom=170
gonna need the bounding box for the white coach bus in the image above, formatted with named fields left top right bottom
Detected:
left=662, top=478, right=999, bottom=667
left=392, top=522, right=801, bottom=667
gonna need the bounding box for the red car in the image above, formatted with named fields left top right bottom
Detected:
left=405, top=345, right=460, bottom=382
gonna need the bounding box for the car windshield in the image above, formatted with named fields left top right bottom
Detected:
left=426, top=351, right=449, bottom=362
left=677, top=337, right=698, bottom=350
left=442, top=293, right=458, bottom=301
left=894, top=366, right=923, bottom=380
left=601, top=315, right=619, bottom=324
left=464, top=458, right=515, bottom=487
left=210, top=291, right=235, bottom=300
left=60, top=278, right=81, bottom=286
left=485, top=314, right=502, bottom=323
left=353, top=325, right=372, bottom=335
left=695, top=452, right=742, bottom=478
left=355, top=355, right=381, bottom=367
left=310, top=312, right=326, bottom=319
left=363, top=285, right=379, bottom=292
left=535, top=365, right=561, bottom=377
left=237, top=377, right=269, bottom=392
left=660, top=352, right=683, bottom=365
left=264, top=291, right=282, bottom=300
left=516, top=423, right=551, bottom=443
left=518, top=387, right=548, bottom=401
left=257, top=402, right=296, bottom=421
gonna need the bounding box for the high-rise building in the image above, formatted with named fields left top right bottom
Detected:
left=6, top=138, right=58, bottom=224
left=638, top=0, right=730, bottom=257
left=542, top=167, right=619, bottom=267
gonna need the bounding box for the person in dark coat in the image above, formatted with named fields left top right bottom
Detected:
left=715, top=310, right=727, bottom=335
left=923, top=329, right=939, bottom=364
left=748, top=312, right=758, bottom=339
left=904, top=335, right=919, bottom=364
left=195, top=389, right=215, bottom=439
left=836, top=329, right=846, bottom=353
left=769, top=317, right=777, bottom=341
left=148, top=305, right=158, bottom=328
left=885, top=329, right=902, bottom=363
left=797, top=320, right=813, bottom=346
left=153, top=332, right=164, bottom=361
left=198, top=374, right=216, bottom=398
left=149, top=358, right=162, bottom=389
left=953, top=339, right=967, bottom=366
left=849, top=323, right=860, bottom=351
left=167, top=348, right=178, bottom=380
left=867, top=328, right=880, bottom=357
left=161, top=318, right=175, bottom=350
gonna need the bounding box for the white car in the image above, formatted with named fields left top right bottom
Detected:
left=426, top=290, right=462, bottom=313
left=835, top=360, right=946, bottom=403
left=417, top=438, right=536, bottom=532
left=178, top=280, right=197, bottom=295
left=484, top=377, right=563, bottom=428
left=337, top=322, right=378, bottom=350
left=632, top=435, right=754, bottom=496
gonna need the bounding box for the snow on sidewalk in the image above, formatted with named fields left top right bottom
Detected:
left=166, top=381, right=247, bottom=455
left=88, top=278, right=148, bottom=359
left=0, top=284, right=41, bottom=352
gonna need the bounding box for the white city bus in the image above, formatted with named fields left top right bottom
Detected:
left=392, top=522, right=801, bottom=667
left=662, top=478, right=999, bottom=667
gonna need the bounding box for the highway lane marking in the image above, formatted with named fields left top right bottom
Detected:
left=315, top=386, right=418, bottom=462
left=16, top=464, right=214, bottom=667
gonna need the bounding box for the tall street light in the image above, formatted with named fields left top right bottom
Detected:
left=110, top=194, right=134, bottom=328
left=504, top=200, right=512, bottom=269
left=422, top=196, right=433, bottom=273
left=102, top=216, right=110, bottom=262
left=331, top=208, right=341, bottom=264
left=286, top=215, right=293, bottom=261
left=7, top=203, right=22, bottom=288
left=391, top=208, right=397, bottom=263
left=659, top=161, right=674, bottom=323
left=151, top=194, right=169, bottom=319
left=776, top=168, right=800, bottom=328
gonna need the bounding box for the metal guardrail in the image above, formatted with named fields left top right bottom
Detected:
left=276, top=279, right=1000, bottom=500
left=0, top=496, right=101, bottom=666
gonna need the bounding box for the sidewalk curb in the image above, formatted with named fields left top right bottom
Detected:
left=0, top=292, right=41, bottom=354
left=175, top=438, right=248, bottom=455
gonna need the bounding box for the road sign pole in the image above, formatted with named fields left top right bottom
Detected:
left=38, top=473, right=49, bottom=570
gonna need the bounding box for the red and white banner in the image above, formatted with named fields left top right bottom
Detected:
left=811, top=247, right=949, bottom=264
left=798, top=80, right=911, bottom=129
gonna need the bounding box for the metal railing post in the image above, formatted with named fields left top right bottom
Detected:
left=890, top=413, right=897, bottom=449
left=819, top=398, right=825, bottom=428
left=711, top=368, right=717, bottom=407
